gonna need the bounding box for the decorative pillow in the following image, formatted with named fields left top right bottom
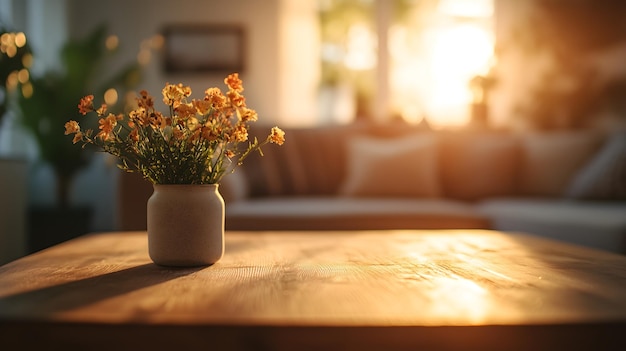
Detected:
left=519, top=131, right=603, bottom=197
left=339, top=134, right=441, bottom=198
left=565, top=132, right=626, bottom=201
left=440, top=132, right=521, bottom=201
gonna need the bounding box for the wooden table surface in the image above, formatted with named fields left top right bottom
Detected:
left=1, top=230, right=625, bottom=351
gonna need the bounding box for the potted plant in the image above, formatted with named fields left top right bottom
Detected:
left=16, top=24, right=144, bottom=251
left=65, top=74, right=285, bottom=266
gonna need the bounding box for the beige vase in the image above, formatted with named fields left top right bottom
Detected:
left=147, top=184, right=224, bottom=267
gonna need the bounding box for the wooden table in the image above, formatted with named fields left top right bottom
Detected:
left=1, top=230, right=625, bottom=351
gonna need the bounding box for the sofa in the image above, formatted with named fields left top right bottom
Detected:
left=117, top=121, right=626, bottom=254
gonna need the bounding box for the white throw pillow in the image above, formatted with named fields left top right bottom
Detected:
left=339, top=134, right=441, bottom=198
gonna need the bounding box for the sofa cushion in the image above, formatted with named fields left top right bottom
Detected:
left=242, top=124, right=368, bottom=197
left=518, top=131, right=603, bottom=197
left=565, top=131, right=626, bottom=201
left=226, top=197, right=489, bottom=231
left=440, top=132, right=521, bottom=201
left=339, top=134, right=441, bottom=198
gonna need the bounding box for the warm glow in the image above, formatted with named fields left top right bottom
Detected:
left=137, top=49, right=151, bottom=65
left=424, top=23, right=494, bottom=128
left=104, top=88, right=118, bottom=105
left=14, top=32, right=27, bottom=48
left=21, top=82, right=33, bottom=98
left=150, top=34, right=165, bottom=50
left=22, top=53, right=33, bottom=68
left=390, top=1, right=494, bottom=129
left=105, top=35, right=119, bottom=51
left=6, top=71, right=18, bottom=90
left=343, top=23, right=377, bottom=71
left=438, top=0, right=493, bottom=18
left=17, top=69, right=29, bottom=84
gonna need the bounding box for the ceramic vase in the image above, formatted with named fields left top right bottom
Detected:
left=147, top=184, right=224, bottom=267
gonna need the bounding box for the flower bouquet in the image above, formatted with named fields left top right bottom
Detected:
left=64, top=73, right=284, bottom=184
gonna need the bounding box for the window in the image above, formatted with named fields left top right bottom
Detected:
left=319, top=0, right=495, bottom=129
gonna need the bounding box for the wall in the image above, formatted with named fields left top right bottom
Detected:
left=67, top=0, right=319, bottom=127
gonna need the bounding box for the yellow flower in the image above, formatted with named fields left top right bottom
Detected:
left=231, top=124, right=248, bottom=142
left=227, top=90, right=245, bottom=108
left=175, top=103, right=197, bottom=120
left=186, top=117, right=200, bottom=131
left=64, top=120, right=80, bottom=135
left=192, top=99, right=212, bottom=115
left=224, top=73, right=243, bottom=92
left=72, top=132, right=83, bottom=144
left=269, top=126, right=285, bottom=145
left=238, top=107, right=258, bottom=122
left=129, top=107, right=148, bottom=126
left=205, top=87, right=227, bottom=110
left=66, top=73, right=285, bottom=185
left=162, top=83, right=191, bottom=107
left=96, top=103, right=107, bottom=116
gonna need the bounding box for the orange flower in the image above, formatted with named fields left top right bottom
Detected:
left=129, top=107, right=148, bottom=126
left=129, top=128, right=139, bottom=142
left=192, top=99, right=212, bottom=115
left=173, top=127, right=185, bottom=140
left=269, top=126, right=285, bottom=145
left=97, top=113, right=118, bottom=140
left=205, top=87, right=227, bottom=110
left=231, top=124, right=248, bottom=142
left=96, top=104, right=107, bottom=116
left=238, top=107, right=258, bottom=122
left=64, top=120, right=80, bottom=135
left=137, top=90, right=154, bottom=109
left=66, top=74, right=285, bottom=185
left=224, top=73, right=243, bottom=92
left=78, top=95, right=94, bottom=115
left=175, top=103, right=197, bottom=120
left=227, top=90, right=245, bottom=108
left=162, top=83, right=190, bottom=107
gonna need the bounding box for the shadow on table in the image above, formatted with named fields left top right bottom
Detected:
left=0, top=263, right=204, bottom=315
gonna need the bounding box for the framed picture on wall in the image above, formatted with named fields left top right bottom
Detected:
left=162, top=25, right=245, bottom=73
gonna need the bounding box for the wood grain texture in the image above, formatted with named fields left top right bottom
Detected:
left=1, top=230, right=625, bottom=351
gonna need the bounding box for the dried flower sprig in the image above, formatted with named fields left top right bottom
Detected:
left=65, top=73, right=285, bottom=184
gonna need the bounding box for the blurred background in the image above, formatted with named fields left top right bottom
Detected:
left=1, top=0, right=625, bottom=262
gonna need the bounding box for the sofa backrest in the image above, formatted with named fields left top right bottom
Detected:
left=238, top=121, right=606, bottom=201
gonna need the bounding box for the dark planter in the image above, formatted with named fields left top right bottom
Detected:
left=27, top=206, right=92, bottom=253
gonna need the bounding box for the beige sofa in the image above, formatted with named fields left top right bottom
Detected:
left=118, top=121, right=626, bottom=254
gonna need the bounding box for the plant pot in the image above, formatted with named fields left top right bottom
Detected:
left=0, top=158, right=27, bottom=264
left=147, top=184, right=224, bottom=267
left=27, top=205, right=92, bottom=253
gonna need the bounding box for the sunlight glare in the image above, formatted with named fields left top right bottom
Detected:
left=425, top=23, right=494, bottom=128
left=438, top=0, right=493, bottom=18
left=343, top=24, right=377, bottom=71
